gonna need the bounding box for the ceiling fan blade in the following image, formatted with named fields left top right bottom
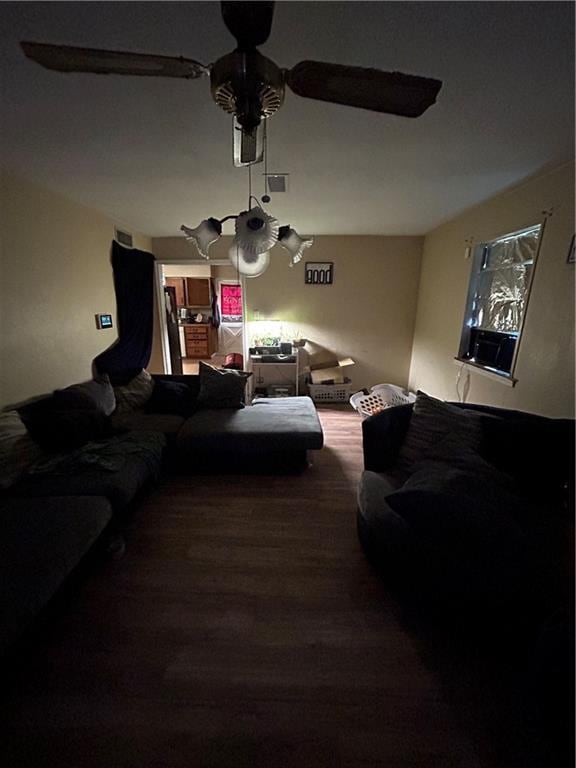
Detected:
left=20, top=41, right=209, bottom=79
left=286, top=61, right=442, bottom=118
left=221, top=1, right=275, bottom=49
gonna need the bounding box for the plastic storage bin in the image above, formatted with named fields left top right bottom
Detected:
left=349, top=384, right=415, bottom=417
left=308, top=382, right=353, bottom=403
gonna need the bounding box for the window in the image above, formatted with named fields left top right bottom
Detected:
left=220, top=282, right=243, bottom=324
left=458, top=224, right=543, bottom=378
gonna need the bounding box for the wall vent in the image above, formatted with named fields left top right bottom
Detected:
left=264, top=174, right=289, bottom=193
left=115, top=228, right=133, bottom=248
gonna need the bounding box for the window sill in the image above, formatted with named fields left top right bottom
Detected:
left=453, top=358, right=517, bottom=387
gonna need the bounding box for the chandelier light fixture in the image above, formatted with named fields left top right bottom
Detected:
left=181, top=199, right=312, bottom=278
left=181, top=119, right=312, bottom=277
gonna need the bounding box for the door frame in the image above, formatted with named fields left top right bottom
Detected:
left=154, top=260, right=247, bottom=374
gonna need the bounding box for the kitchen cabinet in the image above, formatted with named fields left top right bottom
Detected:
left=165, top=277, right=187, bottom=308
left=186, top=277, right=211, bottom=307
left=165, top=277, right=211, bottom=308
left=183, top=324, right=217, bottom=359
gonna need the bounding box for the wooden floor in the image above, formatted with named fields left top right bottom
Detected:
left=0, top=407, right=555, bottom=767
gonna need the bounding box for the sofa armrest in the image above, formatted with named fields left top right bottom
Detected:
left=362, top=403, right=413, bottom=472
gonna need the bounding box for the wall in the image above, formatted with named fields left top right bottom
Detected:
left=0, top=171, right=151, bottom=407
left=150, top=236, right=424, bottom=387
left=163, top=264, right=211, bottom=278
left=408, top=161, right=575, bottom=417
left=245, top=236, right=423, bottom=391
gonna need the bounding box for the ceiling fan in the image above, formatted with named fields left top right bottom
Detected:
left=20, top=1, right=442, bottom=166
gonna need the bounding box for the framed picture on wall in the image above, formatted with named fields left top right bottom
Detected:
left=567, top=234, right=575, bottom=264
left=305, top=262, right=334, bottom=285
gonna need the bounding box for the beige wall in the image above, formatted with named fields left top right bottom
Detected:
left=152, top=237, right=204, bottom=262
left=163, top=264, right=211, bottom=278
left=245, top=236, right=423, bottom=391
left=408, top=161, right=575, bottom=417
left=0, top=171, right=151, bottom=407
left=150, top=235, right=424, bottom=388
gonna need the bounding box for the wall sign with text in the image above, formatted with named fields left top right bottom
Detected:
left=305, top=262, right=334, bottom=285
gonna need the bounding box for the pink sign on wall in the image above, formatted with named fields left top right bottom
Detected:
left=221, top=284, right=243, bottom=322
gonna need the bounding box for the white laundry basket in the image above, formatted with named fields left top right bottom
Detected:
left=308, top=382, right=353, bottom=403
left=349, top=383, right=416, bottom=418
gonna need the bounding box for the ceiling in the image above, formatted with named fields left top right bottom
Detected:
left=1, top=1, right=574, bottom=237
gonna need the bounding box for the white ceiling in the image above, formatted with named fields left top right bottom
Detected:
left=1, top=1, right=574, bottom=237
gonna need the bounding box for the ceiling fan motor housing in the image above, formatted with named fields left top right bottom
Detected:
left=210, top=50, right=285, bottom=131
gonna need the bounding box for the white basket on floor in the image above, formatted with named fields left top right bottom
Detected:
left=349, top=383, right=415, bottom=417
left=308, top=382, right=353, bottom=403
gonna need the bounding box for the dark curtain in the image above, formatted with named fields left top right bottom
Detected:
left=94, top=241, right=155, bottom=378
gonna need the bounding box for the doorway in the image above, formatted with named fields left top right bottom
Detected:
left=155, top=261, right=247, bottom=375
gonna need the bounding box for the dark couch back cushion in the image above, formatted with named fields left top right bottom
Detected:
left=397, top=391, right=483, bottom=475
left=479, top=415, right=574, bottom=505
left=144, top=380, right=197, bottom=416
left=153, top=374, right=201, bottom=401
left=57, top=375, right=116, bottom=416
left=18, top=396, right=114, bottom=452
left=196, top=362, right=252, bottom=410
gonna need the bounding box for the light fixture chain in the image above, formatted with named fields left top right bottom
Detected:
left=248, top=162, right=252, bottom=209
left=264, top=120, right=268, bottom=197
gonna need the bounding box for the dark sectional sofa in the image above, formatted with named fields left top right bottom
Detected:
left=357, top=393, right=575, bottom=739
left=357, top=393, right=574, bottom=606
left=0, top=371, right=323, bottom=655
left=116, top=374, right=324, bottom=471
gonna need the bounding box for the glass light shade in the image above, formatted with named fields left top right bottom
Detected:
left=235, top=206, right=279, bottom=255
left=278, top=226, right=313, bottom=265
left=180, top=217, right=222, bottom=259
left=228, top=240, right=270, bottom=278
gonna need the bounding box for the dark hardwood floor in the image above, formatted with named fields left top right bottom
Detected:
left=0, top=406, right=559, bottom=767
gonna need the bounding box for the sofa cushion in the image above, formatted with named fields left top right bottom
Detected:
left=480, top=415, right=574, bottom=507
left=196, top=361, right=252, bottom=410
left=0, top=410, right=46, bottom=489
left=11, top=432, right=165, bottom=511
left=177, top=396, right=323, bottom=454
left=384, top=460, right=529, bottom=594
left=17, top=396, right=117, bottom=452
left=357, top=470, right=408, bottom=532
left=57, top=374, right=116, bottom=416
left=387, top=460, right=523, bottom=527
left=144, top=379, right=197, bottom=416
left=0, top=495, right=112, bottom=654
left=397, top=391, right=482, bottom=475
left=110, top=410, right=185, bottom=436
left=114, top=369, right=154, bottom=413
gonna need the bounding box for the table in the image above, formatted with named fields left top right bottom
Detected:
left=248, top=354, right=300, bottom=398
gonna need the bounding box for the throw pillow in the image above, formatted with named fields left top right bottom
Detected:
left=17, top=396, right=115, bottom=452
left=144, top=380, right=197, bottom=416
left=0, top=410, right=46, bottom=488
left=113, top=369, right=155, bottom=413
left=387, top=460, right=522, bottom=529
left=396, top=391, right=483, bottom=475
left=196, top=361, right=252, bottom=409
left=56, top=374, right=116, bottom=416
left=385, top=460, right=528, bottom=596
